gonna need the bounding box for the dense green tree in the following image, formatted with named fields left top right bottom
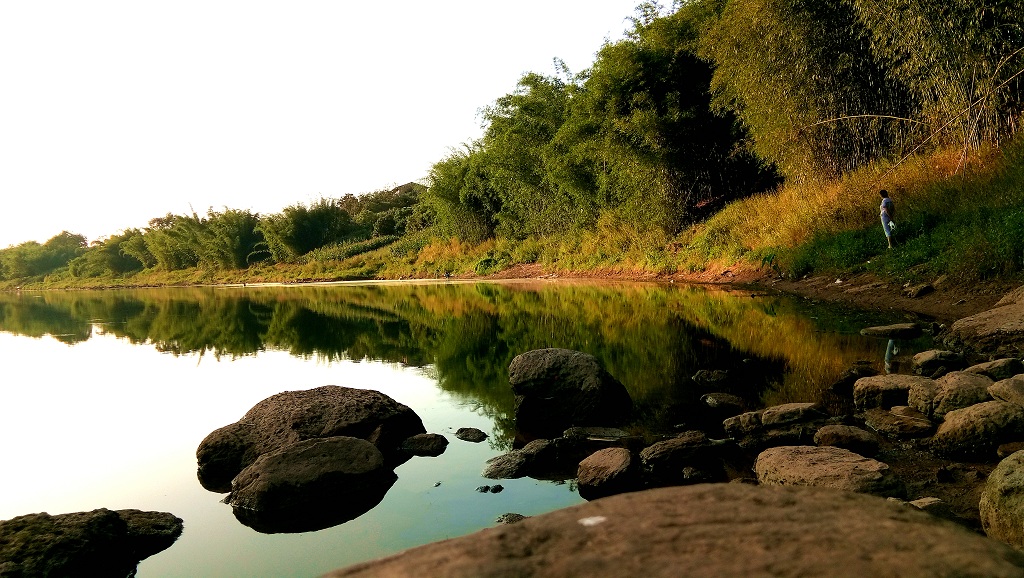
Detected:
left=256, top=198, right=357, bottom=262
left=851, top=0, right=1024, bottom=149
left=699, top=0, right=917, bottom=178
left=425, top=145, right=497, bottom=242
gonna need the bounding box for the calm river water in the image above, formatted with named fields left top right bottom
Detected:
left=0, top=280, right=931, bottom=576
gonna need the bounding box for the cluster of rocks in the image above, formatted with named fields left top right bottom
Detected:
left=194, top=385, right=479, bottom=534
left=479, top=344, right=1024, bottom=553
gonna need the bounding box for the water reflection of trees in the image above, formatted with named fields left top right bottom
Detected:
left=0, top=282, right=899, bottom=443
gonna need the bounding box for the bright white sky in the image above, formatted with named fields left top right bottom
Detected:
left=0, top=1, right=642, bottom=248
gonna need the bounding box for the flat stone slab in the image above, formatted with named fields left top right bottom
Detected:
left=860, top=323, right=924, bottom=339
left=324, top=484, right=1024, bottom=578
left=944, top=286, right=1024, bottom=357
left=754, top=445, right=905, bottom=498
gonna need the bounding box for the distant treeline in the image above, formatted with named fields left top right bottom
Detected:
left=3, top=0, right=1021, bottom=283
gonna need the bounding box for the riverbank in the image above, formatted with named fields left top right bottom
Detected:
left=483, top=262, right=1016, bottom=324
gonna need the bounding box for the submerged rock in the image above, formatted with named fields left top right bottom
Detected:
left=227, top=436, right=397, bottom=534
left=400, top=433, right=449, bottom=457
left=454, top=427, right=488, bottom=443
left=508, top=348, right=633, bottom=436
left=324, top=485, right=1024, bottom=578
left=0, top=508, right=183, bottom=578
left=196, top=385, right=425, bottom=492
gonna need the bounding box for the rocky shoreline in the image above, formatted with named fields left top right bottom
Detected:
left=5, top=277, right=1024, bottom=576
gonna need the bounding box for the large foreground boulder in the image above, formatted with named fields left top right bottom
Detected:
left=324, top=484, right=1024, bottom=578
left=196, top=385, right=425, bottom=491
left=981, top=450, right=1024, bottom=548
left=0, top=508, right=183, bottom=577
left=227, top=436, right=397, bottom=534
left=754, top=445, right=905, bottom=498
left=508, top=349, right=633, bottom=436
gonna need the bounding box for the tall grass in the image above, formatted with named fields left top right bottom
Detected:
left=684, top=141, right=1024, bottom=283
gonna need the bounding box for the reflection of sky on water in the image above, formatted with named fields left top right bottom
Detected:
left=0, top=331, right=582, bottom=577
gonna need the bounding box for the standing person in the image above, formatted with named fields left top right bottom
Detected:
left=879, top=189, right=895, bottom=248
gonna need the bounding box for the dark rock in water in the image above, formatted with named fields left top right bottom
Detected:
left=323, top=485, right=1024, bottom=578
left=401, top=433, right=449, bottom=457
left=227, top=436, right=397, bottom=534
left=196, top=385, right=425, bottom=492
left=577, top=447, right=639, bottom=501
left=966, top=358, right=1024, bottom=382
left=0, top=508, right=183, bottom=577
left=489, top=485, right=504, bottom=494
left=755, top=445, right=906, bottom=499
left=981, top=450, right=1024, bottom=548
left=639, top=431, right=727, bottom=487
left=454, top=427, right=488, bottom=443
left=913, top=350, right=966, bottom=376
left=475, top=485, right=491, bottom=493
left=930, top=401, right=1024, bottom=460
left=700, top=392, right=745, bottom=416
left=495, top=513, right=527, bottom=525
left=814, top=424, right=880, bottom=457
left=860, top=322, right=924, bottom=339
left=692, top=369, right=730, bottom=388
left=508, top=348, right=633, bottom=436
left=482, top=452, right=531, bottom=480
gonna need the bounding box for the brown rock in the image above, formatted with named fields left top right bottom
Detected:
left=861, top=407, right=935, bottom=439
left=454, top=427, right=488, bottom=443
left=577, top=447, right=638, bottom=500
left=761, top=402, right=826, bottom=427
left=981, top=450, right=1024, bottom=548
left=930, top=371, right=994, bottom=419
left=944, top=286, right=1024, bottom=357
left=754, top=445, right=905, bottom=498
left=853, top=375, right=932, bottom=410
left=989, top=375, right=1024, bottom=406
left=930, top=401, right=1024, bottom=460
left=813, top=424, right=880, bottom=457
left=967, top=359, right=1024, bottom=381
left=325, top=485, right=1024, bottom=578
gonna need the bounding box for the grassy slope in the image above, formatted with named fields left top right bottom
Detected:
left=6, top=143, right=1024, bottom=291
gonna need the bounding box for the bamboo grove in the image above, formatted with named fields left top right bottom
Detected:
left=3, top=0, right=1022, bottom=284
